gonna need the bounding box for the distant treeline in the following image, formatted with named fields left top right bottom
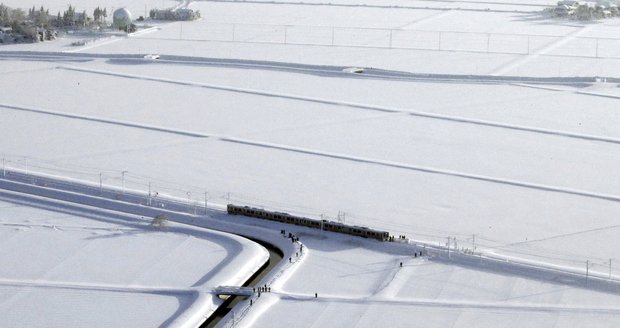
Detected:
left=0, top=3, right=113, bottom=43
left=0, top=3, right=110, bottom=29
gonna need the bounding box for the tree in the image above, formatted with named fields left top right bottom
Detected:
left=34, top=6, right=49, bottom=27
left=0, top=5, right=10, bottom=25
left=63, top=5, right=75, bottom=26
left=11, top=8, right=25, bottom=23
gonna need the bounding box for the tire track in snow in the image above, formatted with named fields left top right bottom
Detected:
left=277, top=292, right=620, bottom=314
left=59, top=65, right=620, bottom=146
left=0, top=278, right=197, bottom=295
left=491, top=26, right=593, bottom=76
left=0, top=103, right=210, bottom=138
left=62, top=36, right=126, bottom=54
left=514, top=82, right=620, bottom=101
left=500, top=224, right=620, bottom=248
left=62, top=27, right=161, bottom=53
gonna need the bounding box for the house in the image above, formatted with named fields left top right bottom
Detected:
left=150, top=8, right=200, bottom=21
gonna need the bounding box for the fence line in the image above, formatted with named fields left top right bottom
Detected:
left=158, top=21, right=620, bottom=59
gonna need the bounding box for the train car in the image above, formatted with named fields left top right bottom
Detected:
left=227, top=204, right=390, bottom=241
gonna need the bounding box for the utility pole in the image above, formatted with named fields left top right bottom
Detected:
left=99, top=173, right=103, bottom=195
left=596, top=38, right=599, bottom=58
left=148, top=182, right=152, bottom=206
left=187, top=191, right=191, bottom=214
left=204, top=192, right=208, bottom=214
left=486, top=33, right=490, bottom=53
left=121, top=170, right=128, bottom=194
left=586, top=260, right=590, bottom=286
left=527, top=36, right=530, bottom=55
left=438, top=31, right=442, bottom=51
left=447, top=236, right=451, bottom=259
left=472, top=234, right=476, bottom=251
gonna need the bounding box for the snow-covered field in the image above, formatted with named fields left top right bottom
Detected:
left=3, top=0, right=620, bottom=326
left=0, top=191, right=268, bottom=327
left=246, top=232, right=620, bottom=328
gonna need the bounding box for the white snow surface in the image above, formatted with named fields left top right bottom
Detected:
left=0, top=195, right=267, bottom=327
left=3, top=0, right=620, bottom=326
left=242, top=227, right=620, bottom=328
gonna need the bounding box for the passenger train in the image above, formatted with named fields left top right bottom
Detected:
left=227, top=204, right=390, bottom=241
